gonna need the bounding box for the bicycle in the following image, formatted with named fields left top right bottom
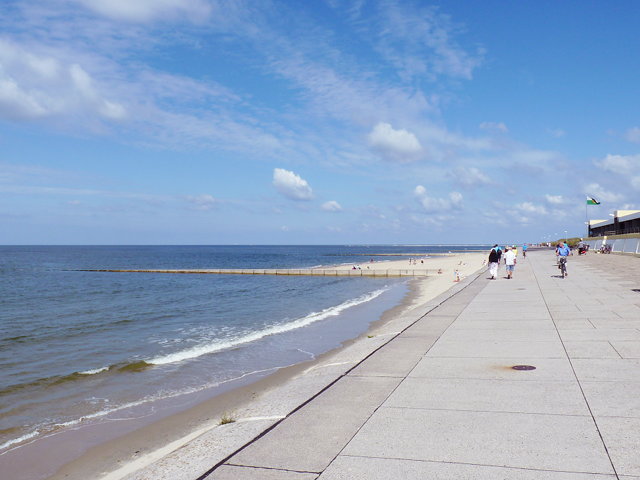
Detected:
left=558, top=257, right=567, bottom=278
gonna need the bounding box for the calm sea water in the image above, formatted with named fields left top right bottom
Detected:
left=0, top=245, right=484, bottom=452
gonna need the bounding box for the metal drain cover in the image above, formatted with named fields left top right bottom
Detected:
left=512, top=365, right=536, bottom=371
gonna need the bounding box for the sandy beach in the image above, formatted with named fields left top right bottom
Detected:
left=9, top=251, right=487, bottom=480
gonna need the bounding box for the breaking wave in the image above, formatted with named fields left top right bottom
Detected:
left=149, top=287, right=389, bottom=366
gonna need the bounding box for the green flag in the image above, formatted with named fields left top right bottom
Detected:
left=586, top=196, right=600, bottom=205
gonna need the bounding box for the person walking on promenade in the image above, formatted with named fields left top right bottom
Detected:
left=504, top=246, right=516, bottom=279
left=488, top=244, right=500, bottom=279
left=496, top=246, right=502, bottom=275
left=522, top=243, right=528, bottom=258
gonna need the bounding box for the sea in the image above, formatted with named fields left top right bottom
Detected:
left=0, top=245, right=485, bottom=456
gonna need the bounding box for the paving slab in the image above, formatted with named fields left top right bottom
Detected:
left=558, top=329, right=640, bottom=341
left=550, top=311, right=595, bottom=320
left=563, top=341, right=622, bottom=359
left=455, top=310, right=551, bottom=321
left=398, top=315, right=456, bottom=337
left=409, top=356, right=577, bottom=381
left=446, top=319, right=556, bottom=330
left=440, top=328, right=559, bottom=342
left=610, top=307, right=640, bottom=319
left=609, top=340, right=640, bottom=358
left=571, top=359, right=640, bottom=382
left=427, top=303, right=469, bottom=316
left=581, top=381, right=640, bottom=418
left=209, top=465, right=317, bottom=480
left=383, top=377, right=589, bottom=415
left=227, top=375, right=399, bottom=473
left=318, top=456, right=617, bottom=480
left=425, top=339, right=567, bottom=358
left=347, top=336, right=436, bottom=377
left=590, top=319, right=640, bottom=329
left=596, top=417, right=640, bottom=476
left=555, top=319, right=598, bottom=330
left=340, top=407, right=614, bottom=474
left=548, top=304, right=583, bottom=313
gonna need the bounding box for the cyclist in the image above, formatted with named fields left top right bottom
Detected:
left=522, top=243, right=528, bottom=258
left=556, top=241, right=571, bottom=277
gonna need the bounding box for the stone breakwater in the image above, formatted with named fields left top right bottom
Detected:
left=77, top=268, right=439, bottom=277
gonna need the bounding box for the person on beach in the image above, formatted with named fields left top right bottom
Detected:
left=504, top=246, right=516, bottom=279
left=488, top=245, right=500, bottom=279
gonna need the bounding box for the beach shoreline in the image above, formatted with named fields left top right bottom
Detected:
left=2, top=251, right=486, bottom=480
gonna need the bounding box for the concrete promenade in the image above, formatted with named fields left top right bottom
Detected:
left=202, top=250, right=640, bottom=479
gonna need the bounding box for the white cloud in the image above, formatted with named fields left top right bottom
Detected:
left=273, top=168, right=313, bottom=201
left=596, top=154, right=640, bottom=175
left=545, top=194, right=564, bottom=204
left=75, top=0, right=212, bottom=23
left=594, top=154, right=640, bottom=192
left=584, top=183, right=624, bottom=203
left=449, top=191, right=463, bottom=207
left=0, top=77, right=48, bottom=120
left=368, top=122, right=422, bottom=162
left=516, top=202, right=547, bottom=215
left=547, top=128, right=566, bottom=138
left=185, top=194, right=216, bottom=210
left=624, top=127, right=640, bottom=144
left=479, top=122, right=508, bottom=133
left=409, top=213, right=452, bottom=228
left=352, top=3, right=484, bottom=81
left=321, top=200, right=342, bottom=212
left=414, top=185, right=462, bottom=213
left=452, top=166, right=491, bottom=186
left=510, top=149, right=563, bottom=166
left=0, top=36, right=289, bottom=153
left=0, top=39, right=126, bottom=123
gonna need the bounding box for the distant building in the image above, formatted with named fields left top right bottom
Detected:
left=589, top=210, right=640, bottom=237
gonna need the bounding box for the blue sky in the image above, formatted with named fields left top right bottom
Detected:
left=1, top=0, right=639, bottom=245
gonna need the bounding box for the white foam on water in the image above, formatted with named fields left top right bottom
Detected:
left=79, top=366, right=109, bottom=375
left=148, top=287, right=389, bottom=366
left=0, top=430, right=39, bottom=452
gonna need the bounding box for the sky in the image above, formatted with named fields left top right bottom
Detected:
left=1, top=0, right=639, bottom=245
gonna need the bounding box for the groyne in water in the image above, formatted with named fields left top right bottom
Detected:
left=77, top=268, right=440, bottom=277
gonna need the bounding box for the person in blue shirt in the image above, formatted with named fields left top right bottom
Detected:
left=557, top=242, right=570, bottom=256
left=556, top=242, right=571, bottom=275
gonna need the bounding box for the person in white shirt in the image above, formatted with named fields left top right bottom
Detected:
left=503, top=246, right=517, bottom=279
